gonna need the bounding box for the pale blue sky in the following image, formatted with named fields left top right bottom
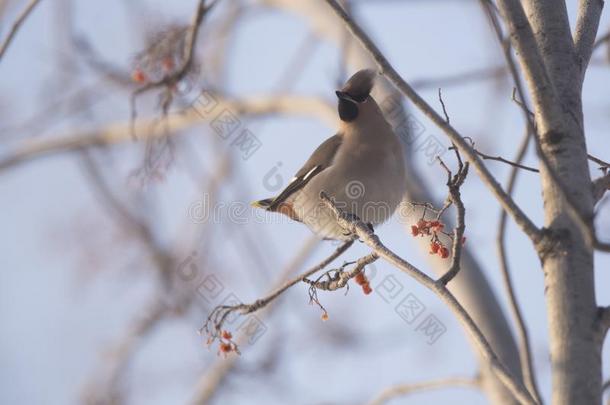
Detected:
left=1, top=1, right=609, bottom=404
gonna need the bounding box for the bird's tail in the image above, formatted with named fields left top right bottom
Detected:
left=251, top=198, right=274, bottom=210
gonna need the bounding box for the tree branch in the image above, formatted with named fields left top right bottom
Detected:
left=574, top=0, right=605, bottom=76
left=367, top=376, right=480, bottom=405
left=490, top=0, right=564, bottom=131
left=598, top=306, right=610, bottom=340
left=319, top=192, right=538, bottom=405
left=593, top=173, right=610, bottom=204
left=496, top=129, right=543, bottom=404
left=0, top=95, right=336, bottom=173
left=189, top=236, right=320, bottom=405
left=435, top=139, right=469, bottom=285
left=0, top=0, right=42, bottom=63
left=473, top=144, right=538, bottom=173
left=200, top=239, right=354, bottom=340
left=323, top=0, right=542, bottom=244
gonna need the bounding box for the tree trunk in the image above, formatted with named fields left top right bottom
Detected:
left=501, top=0, right=602, bottom=402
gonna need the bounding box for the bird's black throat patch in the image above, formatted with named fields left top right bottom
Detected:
left=338, top=99, right=358, bottom=122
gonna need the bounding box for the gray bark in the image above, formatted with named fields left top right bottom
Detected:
left=498, top=0, right=603, bottom=403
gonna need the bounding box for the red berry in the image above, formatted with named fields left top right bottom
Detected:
left=362, top=284, right=373, bottom=295
left=132, top=69, right=147, bottom=83
left=321, top=312, right=329, bottom=321
left=411, top=225, right=419, bottom=236
left=355, top=272, right=367, bottom=285
left=219, top=343, right=232, bottom=353
left=430, top=242, right=440, bottom=254
left=221, top=330, right=232, bottom=340
left=440, top=247, right=450, bottom=259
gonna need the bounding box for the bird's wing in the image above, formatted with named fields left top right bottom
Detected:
left=268, top=134, right=343, bottom=210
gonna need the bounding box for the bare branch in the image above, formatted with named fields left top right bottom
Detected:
left=133, top=0, right=219, bottom=92
left=201, top=239, right=354, bottom=340
left=367, top=376, right=480, bottom=405
left=80, top=151, right=173, bottom=284
left=411, top=65, right=507, bottom=90
left=190, top=236, right=319, bottom=404
left=598, top=306, right=610, bottom=340
left=0, top=0, right=42, bottom=63
left=130, top=0, right=220, bottom=138
left=490, top=0, right=563, bottom=130
left=304, top=253, right=378, bottom=292
left=323, top=0, right=542, bottom=244
left=82, top=298, right=172, bottom=404
left=496, top=129, right=543, bottom=404
left=435, top=140, right=469, bottom=285
left=471, top=139, right=538, bottom=173
left=593, top=30, right=610, bottom=51
left=0, top=95, right=336, bottom=173
left=588, top=154, right=610, bottom=169
left=319, top=192, right=538, bottom=405
left=574, top=0, right=605, bottom=76
left=593, top=174, right=610, bottom=204
left=304, top=253, right=378, bottom=316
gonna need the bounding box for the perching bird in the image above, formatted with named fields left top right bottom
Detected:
left=252, top=69, right=406, bottom=240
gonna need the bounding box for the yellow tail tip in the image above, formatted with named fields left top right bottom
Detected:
left=251, top=197, right=274, bottom=210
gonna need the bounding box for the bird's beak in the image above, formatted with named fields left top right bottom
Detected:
left=335, top=90, right=358, bottom=103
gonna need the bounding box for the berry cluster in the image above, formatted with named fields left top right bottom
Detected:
left=411, top=219, right=453, bottom=259
left=130, top=26, right=198, bottom=86
left=131, top=56, right=176, bottom=84
left=212, top=330, right=239, bottom=356
left=354, top=272, right=373, bottom=295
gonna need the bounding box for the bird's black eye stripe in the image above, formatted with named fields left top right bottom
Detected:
left=351, top=93, right=368, bottom=103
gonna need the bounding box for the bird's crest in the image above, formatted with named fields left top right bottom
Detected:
left=341, top=69, right=377, bottom=101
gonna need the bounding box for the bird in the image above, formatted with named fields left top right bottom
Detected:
left=252, top=69, right=406, bottom=240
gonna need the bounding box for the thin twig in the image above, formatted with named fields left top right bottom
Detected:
left=0, top=95, right=336, bottom=173
left=319, top=192, right=538, bottom=405
left=588, top=153, right=610, bottom=169
left=573, top=0, right=605, bottom=75
left=593, top=173, right=610, bottom=204
left=189, top=236, right=319, bottom=405
left=367, top=376, right=480, bottom=405
left=0, top=0, right=43, bottom=62
left=496, top=129, right=543, bottom=405
left=304, top=253, right=378, bottom=292
left=432, top=92, right=469, bottom=285
left=592, top=30, right=610, bottom=51
left=200, top=240, right=354, bottom=340
left=130, top=0, right=220, bottom=138
left=465, top=133, right=538, bottom=173
left=437, top=155, right=469, bottom=286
